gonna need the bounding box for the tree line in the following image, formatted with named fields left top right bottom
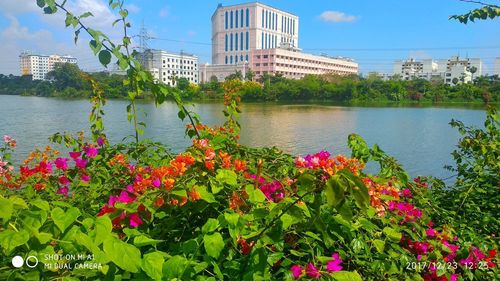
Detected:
left=1, top=63, right=499, bottom=104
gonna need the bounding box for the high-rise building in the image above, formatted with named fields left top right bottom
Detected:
left=201, top=2, right=358, bottom=82
left=19, top=51, right=78, bottom=80
left=142, top=50, right=199, bottom=86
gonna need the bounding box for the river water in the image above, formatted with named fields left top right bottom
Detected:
left=0, top=95, right=487, bottom=180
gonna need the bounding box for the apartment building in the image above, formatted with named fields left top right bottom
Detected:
left=393, top=56, right=483, bottom=85
left=142, top=50, right=199, bottom=86
left=19, top=51, right=78, bottom=80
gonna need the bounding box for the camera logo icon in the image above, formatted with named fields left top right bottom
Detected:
left=12, top=256, right=38, bottom=268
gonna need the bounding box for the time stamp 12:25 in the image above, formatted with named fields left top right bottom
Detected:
left=406, top=261, right=490, bottom=271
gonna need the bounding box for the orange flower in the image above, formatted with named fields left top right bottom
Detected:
left=205, top=148, right=216, bottom=160
left=34, top=183, right=46, bottom=191
left=188, top=187, right=201, bottom=201
left=163, top=178, right=175, bottom=190
left=233, top=159, right=247, bottom=172
left=170, top=198, right=179, bottom=206
left=154, top=197, right=165, bottom=208
left=229, top=191, right=245, bottom=210
left=204, top=160, right=215, bottom=171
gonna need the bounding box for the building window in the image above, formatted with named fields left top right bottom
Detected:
left=230, top=11, right=233, bottom=28
left=240, top=32, right=243, bottom=51
left=261, top=32, right=264, bottom=49
left=230, top=33, right=233, bottom=51
left=235, top=33, right=238, bottom=50
left=246, top=32, right=249, bottom=50
left=241, top=9, right=244, bottom=27
left=246, top=55, right=249, bottom=62
left=235, top=56, right=238, bottom=63
left=230, top=56, right=233, bottom=64
left=293, top=19, right=295, bottom=35
left=246, top=9, right=249, bottom=27
left=261, top=10, right=264, bottom=28
left=225, top=56, right=228, bottom=64
left=272, top=12, right=275, bottom=30
left=264, top=33, right=268, bottom=49
left=225, top=11, right=228, bottom=29
left=235, top=10, right=238, bottom=28
left=225, top=34, right=228, bottom=51
left=265, top=10, right=268, bottom=29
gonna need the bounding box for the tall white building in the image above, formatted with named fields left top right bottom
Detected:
left=393, top=56, right=483, bottom=85
left=494, top=57, right=500, bottom=76
left=201, top=2, right=358, bottom=82
left=142, top=50, right=199, bottom=86
left=20, top=51, right=78, bottom=80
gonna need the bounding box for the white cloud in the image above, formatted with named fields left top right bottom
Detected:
left=319, top=11, right=358, bottom=23
left=159, top=7, right=170, bottom=18
left=0, top=0, right=38, bottom=14
left=125, top=4, right=140, bottom=13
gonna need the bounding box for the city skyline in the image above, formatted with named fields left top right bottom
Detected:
left=0, top=0, right=498, bottom=75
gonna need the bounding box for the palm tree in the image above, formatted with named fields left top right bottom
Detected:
left=469, top=66, right=477, bottom=83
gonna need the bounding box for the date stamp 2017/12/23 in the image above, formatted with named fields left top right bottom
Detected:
left=406, top=261, right=490, bottom=271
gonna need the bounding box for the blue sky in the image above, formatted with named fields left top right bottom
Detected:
left=0, top=0, right=498, bottom=75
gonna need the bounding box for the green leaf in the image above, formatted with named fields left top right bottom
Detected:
left=142, top=252, right=164, bottom=281
left=133, top=235, right=164, bottom=247
left=202, top=218, right=219, bottom=234
left=339, top=170, right=369, bottom=209
left=93, top=215, right=112, bottom=246
left=0, top=229, right=29, bottom=255
left=216, top=169, right=238, bottom=186
left=325, top=176, right=345, bottom=208
left=10, top=197, right=28, bottom=209
left=51, top=207, right=81, bottom=233
left=297, top=173, right=316, bottom=191
left=163, top=255, right=187, bottom=279
left=99, top=50, right=112, bottom=67
left=37, top=0, right=46, bottom=8
left=383, top=227, right=402, bottom=242
left=331, top=271, right=363, bottom=281
left=280, top=213, right=298, bottom=230
left=245, top=185, right=266, bottom=203
left=203, top=232, right=225, bottom=259
left=195, top=185, right=216, bottom=203
left=36, top=232, right=53, bottom=244
left=32, top=199, right=50, bottom=211
left=103, top=237, right=141, bottom=272
left=0, top=198, right=14, bottom=221
left=373, top=239, right=385, bottom=253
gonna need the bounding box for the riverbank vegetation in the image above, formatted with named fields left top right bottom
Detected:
left=0, top=1, right=498, bottom=280
left=1, top=65, right=499, bottom=105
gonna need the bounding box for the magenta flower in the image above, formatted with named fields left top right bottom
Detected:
left=305, top=263, right=321, bottom=279
left=450, top=274, right=458, bottom=281
left=84, top=146, right=99, bottom=158
left=57, top=186, right=69, bottom=197
left=126, top=184, right=135, bottom=193
left=129, top=213, right=143, bottom=228
left=108, top=195, right=119, bottom=207
left=54, top=157, right=68, bottom=171
left=69, top=151, right=81, bottom=159
left=290, top=265, right=303, bottom=279
left=75, top=158, right=88, bottom=169
left=259, top=180, right=285, bottom=202
left=118, top=191, right=135, bottom=204
left=97, top=137, right=105, bottom=146
left=426, top=228, right=436, bottom=237
left=401, top=188, right=412, bottom=197
left=326, top=253, right=343, bottom=272
left=152, top=178, right=161, bottom=188
left=58, top=175, right=70, bottom=186
left=81, top=173, right=90, bottom=183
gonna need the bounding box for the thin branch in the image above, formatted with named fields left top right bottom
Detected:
left=459, top=0, right=500, bottom=8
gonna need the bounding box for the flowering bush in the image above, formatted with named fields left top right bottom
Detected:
left=0, top=1, right=498, bottom=280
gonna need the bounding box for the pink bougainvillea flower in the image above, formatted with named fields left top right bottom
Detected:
left=326, top=253, right=343, bottom=272
left=54, top=157, right=69, bottom=171
left=290, top=265, right=303, bottom=279
left=126, top=184, right=134, bottom=193
left=108, top=195, right=119, bottom=207
left=81, top=173, right=90, bottom=183
left=57, top=186, right=69, bottom=197
left=259, top=180, right=285, bottom=202
left=116, top=191, right=135, bottom=204
left=450, top=274, right=458, bottom=281
left=83, top=146, right=99, bottom=158
left=58, top=175, right=70, bottom=186
left=401, top=188, right=412, bottom=197
left=152, top=178, right=161, bottom=188
left=3, top=135, right=16, bottom=148
left=97, top=205, right=115, bottom=217
left=69, top=151, right=82, bottom=159
left=129, top=213, right=143, bottom=228
left=305, top=263, right=321, bottom=279
left=75, top=158, right=88, bottom=169
left=97, top=137, right=105, bottom=146
left=426, top=228, right=436, bottom=237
